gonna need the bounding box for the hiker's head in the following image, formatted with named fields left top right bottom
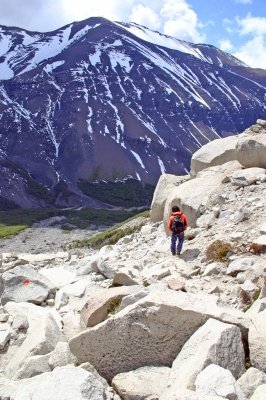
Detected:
left=172, top=206, right=180, bottom=213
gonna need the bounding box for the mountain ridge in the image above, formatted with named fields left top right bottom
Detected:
left=0, top=17, right=265, bottom=208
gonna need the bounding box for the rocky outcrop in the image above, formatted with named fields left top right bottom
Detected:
left=190, top=120, right=266, bottom=177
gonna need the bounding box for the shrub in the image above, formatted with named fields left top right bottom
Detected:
left=206, top=240, right=233, bottom=262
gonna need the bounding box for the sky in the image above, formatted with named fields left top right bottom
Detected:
left=0, top=0, right=266, bottom=69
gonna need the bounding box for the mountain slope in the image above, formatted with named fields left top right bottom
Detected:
left=0, top=17, right=265, bottom=208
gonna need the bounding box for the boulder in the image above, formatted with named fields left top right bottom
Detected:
left=5, top=313, right=66, bottom=379
left=250, top=384, right=266, bottom=400
left=227, top=258, right=255, bottom=276
left=69, top=290, right=250, bottom=382
left=161, top=319, right=245, bottom=398
left=150, top=174, right=189, bottom=222
left=230, top=168, right=265, bottom=186
left=39, top=266, right=76, bottom=288
left=48, top=342, right=78, bottom=369
left=112, top=366, right=170, bottom=400
left=16, top=252, right=70, bottom=264
left=164, top=162, right=242, bottom=229
left=0, top=265, right=56, bottom=305
left=236, top=134, right=266, bottom=169
left=249, top=309, right=266, bottom=372
left=237, top=367, right=266, bottom=399
left=190, top=135, right=239, bottom=177
left=0, top=366, right=119, bottom=400
left=112, top=267, right=141, bottom=286
left=195, top=364, right=245, bottom=400
left=80, top=286, right=140, bottom=328
left=0, top=323, right=11, bottom=349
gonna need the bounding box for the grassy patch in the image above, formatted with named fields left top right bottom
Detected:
left=0, top=208, right=148, bottom=240
left=206, top=240, right=233, bottom=262
left=78, top=178, right=155, bottom=207
left=65, top=210, right=149, bottom=250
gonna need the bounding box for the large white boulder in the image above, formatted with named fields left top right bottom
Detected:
left=163, top=162, right=242, bottom=228
left=236, top=134, right=266, bottom=169
left=150, top=174, right=189, bottom=222
left=0, top=265, right=56, bottom=305
left=249, top=309, right=266, bottom=372
left=161, top=318, right=245, bottom=398
left=69, top=289, right=249, bottom=382
left=195, top=364, right=245, bottom=400
left=0, top=366, right=119, bottom=400
left=112, top=366, right=170, bottom=400
left=190, top=135, right=239, bottom=177
left=5, top=313, right=66, bottom=379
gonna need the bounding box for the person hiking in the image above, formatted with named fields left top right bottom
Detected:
left=168, top=205, right=188, bottom=255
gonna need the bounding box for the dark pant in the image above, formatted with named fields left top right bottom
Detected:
left=171, top=232, right=184, bottom=255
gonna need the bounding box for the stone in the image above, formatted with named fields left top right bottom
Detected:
left=237, top=367, right=266, bottom=399
left=202, top=263, right=222, bottom=277
left=249, top=309, right=266, bottom=372
left=240, top=280, right=257, bottom=292
left=227, top=258, right=255, bottom=276
left=161, top=319, right=245, bottom=398
left=0, top=311, right=9, bottom=322
left=62, top=279, right=88, bottom=297
left=0, top=324, right=11, bottom=350
left=48, top=342, right=78, bottom=369
left=166, top=278, right=186, bottom=291
left=80, top=286, right=140, bottom=327
left=15, top=353, right=52, bottom=379
left=190, top=135, right=239, bottom=177
left=112, top=267, right=141, bottom=286
left=185, top=228, right=201, bottom=240
left=164, top=162, right=242, bottom=228
left=55, top=290, right=69, bottom=310
left=150, top=174, right=189, bottom=222
left=195, top=364, right=245, bottom=400
left=250, top=384, right=266, bottom=400
left=0, top=265, right=56, bottom=305
left=39, top=266, right=76, bottom=288
left=16, top=252, right=70, bottom=264
left=236, top=134, right=266, bottom=169
left=234, top=208, right=251, bottom=223
left=0, top=366, right=118, bottom=400
left=196, top=213, right=215, bottom=229
left=70, top=290, right=249, bottom=382
left=259, top=222, right=266, bottom=235
left=47, top=299, right=55, bottom=306
left=5, top=313, right=66, bottom=379
left=230, top=168, right=266, bottom=186
left=118, top=289, right=149, bottom=311
left=12, top=315, right=29, bottom=331
left=112, top=366, right=170, bottom=400
left=253, top=235, right=266, bottom=246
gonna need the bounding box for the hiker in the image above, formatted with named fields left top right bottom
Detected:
left=168, top=205, right=188, bottom=255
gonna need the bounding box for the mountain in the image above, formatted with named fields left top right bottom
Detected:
left=0, top=17, right=265, bottom=208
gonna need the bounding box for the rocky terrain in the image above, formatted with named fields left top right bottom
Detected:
left=0, top=17, right=266, bottom=208
left=0, top=120, right=265, bottom=399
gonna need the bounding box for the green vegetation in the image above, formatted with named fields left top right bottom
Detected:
left=78, top=178, right=155, bottom=207
left=206, top=240, right=233, bottom=262
left=65, top=210, right=150, bottom=250
left=26, top=178, right=54, bottom=204
left=0, top=208, right=148, bottom=239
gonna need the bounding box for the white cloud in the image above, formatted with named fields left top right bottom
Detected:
left=129, top=4, right=161, bottom=30
left=218, top=39, right=234, bottom=52
left=232, top=14, right=266, bottom=68
left=160, top=0, right=204, bottom=42
left=234, top=35, right=266, bottom=69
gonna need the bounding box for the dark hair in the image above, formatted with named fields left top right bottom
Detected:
left=172, top=206, right=180, bottom=212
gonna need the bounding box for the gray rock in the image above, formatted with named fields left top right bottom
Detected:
left=250, top=384, right=266, bottom=400
left=0, top=265, right=56, bottom=305
left=249, top=309, right=266, bottom=372
left=230, top=168, right=266, bottom=186
left=236, top=134, right=266, bottom=169
left=48, top=342, right=78, bottom=369
left=195, top=364, right=245, bottom=400
left=69, top=290, right=249, bottom=382
left=227, top=258, right=255, bottom=276
left=237, top=367, right=266, bottom=399
left=112, top=366, right=170, bottom=400
left=0, top=324, right=11, bottom=349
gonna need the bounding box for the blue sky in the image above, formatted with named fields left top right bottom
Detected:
left=0, top=0, right=265, bottom=68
